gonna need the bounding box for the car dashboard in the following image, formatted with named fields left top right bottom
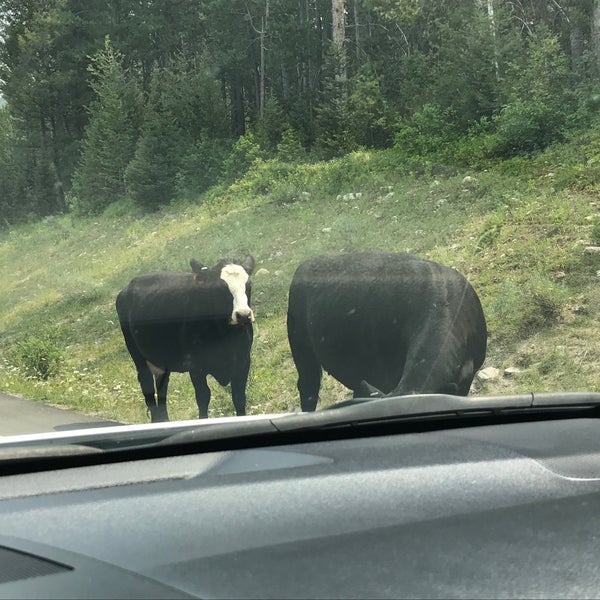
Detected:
left=0, top=416, right=600, bottom=598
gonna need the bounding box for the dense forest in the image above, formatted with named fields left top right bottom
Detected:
left=1, top=0, right=600, bottom=222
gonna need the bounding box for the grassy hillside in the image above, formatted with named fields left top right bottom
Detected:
left=2, top=147, right=600, bottom=423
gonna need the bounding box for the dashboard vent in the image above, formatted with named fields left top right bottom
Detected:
left=0, top=546, right=72, bottom=583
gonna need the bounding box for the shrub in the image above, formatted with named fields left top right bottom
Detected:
left=486, top=32, right=573, bottom=158
left=520, top=276, right=566, bottom=333
left=221, top=131, right=264, bottom=183
left=591, top=219, right=600, bottom=246
left=393, top=104, right=458, bottom=161
left=475, top=212, right=504, bottom=252
left=175, top=138, right=230, bottom=199
left=488, top=274, right=567, bottom=343
left=225, top=157, right=300, bottom=198
left=488, top=98, right=564, bottom=156
left=276, top=129, right=306, bottom=162
left=10, top=334, right=63, bottom=380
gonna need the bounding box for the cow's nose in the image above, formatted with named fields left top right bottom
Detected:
left=233, top=309, right=254, bottom=325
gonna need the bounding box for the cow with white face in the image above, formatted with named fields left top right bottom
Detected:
left=116, top=255, right=255, bottom=422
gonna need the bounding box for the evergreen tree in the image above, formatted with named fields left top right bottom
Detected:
left=70, top=38, right=141, bottom=214
left=314, top=48, right=355, bottom=159
left=160, top=54, right=231, bottom=197
left=0, top=107, right=20, bottom=225
left=2, top=0, right=600, bottom=220
left=253, top=97, right=290, bottom=152
left=221, top=130, right=263, bottom=183
left=276, top=127, right=306, bottom=162
left=347, top=63, right=393, bottom=148
left=0, top=0, right=99, bottom=215
left=125, top=68, right=183, bottom=211
left=491, top=28, right=574, bottom=155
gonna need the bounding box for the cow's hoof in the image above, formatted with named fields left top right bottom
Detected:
left=151, top=409, right=169, bottom=423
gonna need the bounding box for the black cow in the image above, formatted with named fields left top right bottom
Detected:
left=116, top=255, right=255, bottom=422
left=286, top=252, right=487, bottom=411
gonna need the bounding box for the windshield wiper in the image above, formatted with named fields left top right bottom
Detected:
left=322, top=391, right=600, bottom=413
left=269, top=392, right=600, bottom=432
left=154, top=392, right=600, bottom=446
left=1, top=393, right=600, bottom=466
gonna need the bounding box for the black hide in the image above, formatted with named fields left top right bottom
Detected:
left=116, top=256, right=255, bottom=422
left=286, top=252, right=487, bottom=411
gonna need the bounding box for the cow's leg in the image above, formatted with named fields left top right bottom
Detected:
left=292, top=347, right=322, bottom=412
left=298, top=369, right=322, bottom=411
left=190, top=370, right=211, bottom=418
left=230, top=362, right=250, bottom=417
left=287, top=314, right=322, bottom=411
left=118, top=318, right=158, bottom=422
left=137, top=369, right=158, bottom=419
left=153, top=370, right=170, bottom=422
left=455, top=359, right=476, bottom=396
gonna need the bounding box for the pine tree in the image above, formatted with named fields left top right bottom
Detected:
left=125, top=68, right=183, bottom=211
left=70, top=38, right=141, bottom=214
left=314, top=48, right=355, bottom=159
left=276, top=127, right=306, bottom=162
left=347, top=64, right=393, bottom=149
left=0, top=107, right=20, bottom=224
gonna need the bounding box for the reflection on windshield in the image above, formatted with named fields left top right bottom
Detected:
left=1, top=1, right=599, bottom=435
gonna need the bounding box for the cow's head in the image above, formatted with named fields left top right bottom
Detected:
left=190, top=255, right=256, bottom=325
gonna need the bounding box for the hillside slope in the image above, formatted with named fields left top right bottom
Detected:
left=1, top=150, right=600, bottom=423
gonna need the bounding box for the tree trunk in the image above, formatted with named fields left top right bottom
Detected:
left=259, top=0, right=269, bottom=118
left=593, top=0, right=600, bottom=76
left=332, top=0, right=347, bottom=81
left=570, top=25, right=584, bottom=72
left=486, top=0, right=499, bottom=80
left=230, top=79, right=245, bottom=137
left=354, top=0, right=360, bottom=61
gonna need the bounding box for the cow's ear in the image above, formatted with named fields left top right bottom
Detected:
left=241, top=254, right=255, bottom=276
left=190, top=258, right=207, bottom=274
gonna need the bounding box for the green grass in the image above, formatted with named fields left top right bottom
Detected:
left=2, top=148, right=600, bottom=423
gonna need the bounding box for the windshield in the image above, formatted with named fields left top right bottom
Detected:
left=0, top=0, right=598, bottom=438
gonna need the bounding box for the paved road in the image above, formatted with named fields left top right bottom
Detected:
left=0, top=392, right=120, bottom=436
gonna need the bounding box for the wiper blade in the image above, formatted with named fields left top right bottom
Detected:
left=323, top=391, right=600, bottom=412
left=2, top=393, right=599, bottom=465
left=0, top=415, right=285, bottom=460
left=270, top=392, right=600, bottom=432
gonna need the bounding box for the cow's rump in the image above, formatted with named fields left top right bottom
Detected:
left=287, top=252, right=487, bottom=410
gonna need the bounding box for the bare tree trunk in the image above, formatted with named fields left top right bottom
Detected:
left=570, top=25, right=584, bottom=72
left=593, top=0, right=600, bottom=76
left=354, top=0, right=360, bottom=61
left=486, top=0, right=499, bottom=80
left=230, top=80, right=245, bottom=137
left=259, top=0, right=269, bottom=118
left=49, top=114, right=66, bottom=212
left=332, top=0, right=345, bottom=50
left=260, top=15, right=266, bottom=117
left=332, top=0, right=347, bottom=81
